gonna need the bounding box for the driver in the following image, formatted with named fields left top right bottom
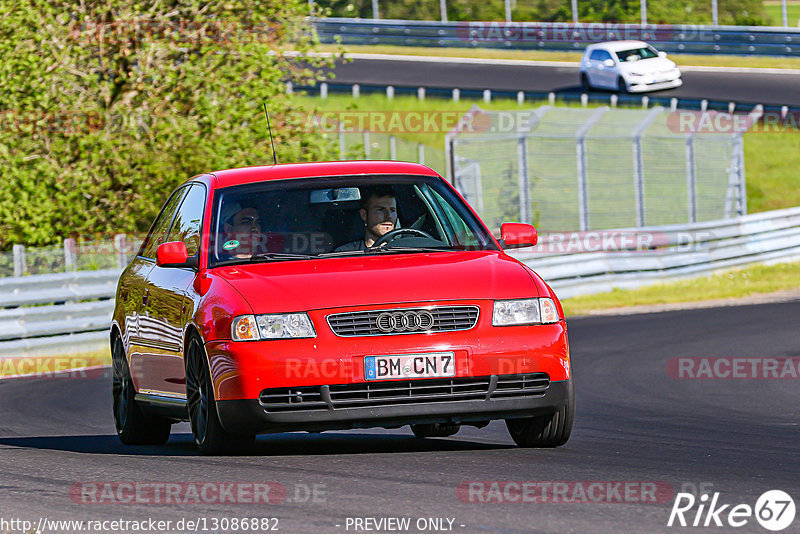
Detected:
left=334, top=186, right=397, bottom=252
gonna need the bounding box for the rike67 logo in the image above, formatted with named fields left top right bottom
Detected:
left=668, top=490, right=795, bottom=531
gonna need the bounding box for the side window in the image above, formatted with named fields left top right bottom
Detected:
left=429, top=189, right=480, bottom=248
left=168, top=184, right=207, bottom=257
left=589, top=50, right=604, bottom=61
left=139, top=187, right=188, bottom=259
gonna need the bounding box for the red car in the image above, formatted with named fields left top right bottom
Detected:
left=111, top=161, right=574, bottom=454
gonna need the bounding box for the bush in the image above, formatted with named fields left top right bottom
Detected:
left=0, top=0, right=337, bottom=249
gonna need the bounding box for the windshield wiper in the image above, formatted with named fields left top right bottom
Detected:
left=215, top=252, right=316, bottom=266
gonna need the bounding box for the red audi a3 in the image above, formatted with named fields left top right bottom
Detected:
left=111, top=161, right=574, bottom=454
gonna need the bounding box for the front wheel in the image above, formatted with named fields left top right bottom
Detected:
left=505, top=380, right=574, bottom=448
left=111, top=336, right=171, bottom=445
left=580, top=72, right=592, bottom=91
left=185, top=335, right=254, bottom=455
left=617, top=76, right=628, bottom=94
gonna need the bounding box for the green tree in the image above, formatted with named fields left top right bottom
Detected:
left=0, top=0, right=336, bottom=248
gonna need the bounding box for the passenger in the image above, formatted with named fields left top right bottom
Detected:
left=219, top=203, right=263, bottom=259
left=335, top=186, right=397, bottom=252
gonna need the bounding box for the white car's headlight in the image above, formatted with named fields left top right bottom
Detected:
left=492, top=298, right=560, bottom=326
left=232, top=313, right=316, bottom=340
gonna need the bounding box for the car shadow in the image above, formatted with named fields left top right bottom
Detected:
left=0, top=432, right=514, bottom=457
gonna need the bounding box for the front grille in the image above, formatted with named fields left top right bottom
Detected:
left=258, top=373, right=550, bottom=413
left=326, top=306, right=480, bottom=337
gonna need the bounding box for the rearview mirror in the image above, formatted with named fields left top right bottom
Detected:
left=500, top=223, right=537, bottom=249
left=156, top=241, right=197, bottom=269
left=658, top=50, right=667, bottom=58
left=603, top=58, right=615, bottom=67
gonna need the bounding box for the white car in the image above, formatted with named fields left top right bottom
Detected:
left=579, top=41, right=682, bottom=93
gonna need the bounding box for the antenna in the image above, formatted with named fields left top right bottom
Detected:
left=263, top=102, right=278, bottom=165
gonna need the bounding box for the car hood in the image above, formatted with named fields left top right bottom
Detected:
left=214, top=251, right=539, bottom=313
left=620, top=57, right=677, bottom=74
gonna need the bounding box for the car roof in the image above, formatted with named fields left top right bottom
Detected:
left=588, top=40, right=650, bottom=52
left=209, top=160, right=441, bottom=189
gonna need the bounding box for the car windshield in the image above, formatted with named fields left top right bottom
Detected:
left=616, top=47, right=659, bottom=62
left=209, top=174, right=498, bottom=266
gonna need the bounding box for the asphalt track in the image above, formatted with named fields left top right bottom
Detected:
left=324, top=57, right=800, bottom=107
left=1, top=301, right=799, bottom=533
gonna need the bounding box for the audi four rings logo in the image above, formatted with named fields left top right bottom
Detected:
left=376, top=311, right=435, bottom=333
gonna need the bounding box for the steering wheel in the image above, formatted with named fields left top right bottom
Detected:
left=373, top=227, right=435, bottom=247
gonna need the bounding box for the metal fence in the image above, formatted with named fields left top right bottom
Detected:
left=335, top=129, right=448, bottom=176
left=447, top=104, right=757, bottom=233
left=0, top=235, right=140, bottom=278
left=314, top=18, right=800, bottom=56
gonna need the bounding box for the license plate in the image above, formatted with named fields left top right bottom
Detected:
left=364, top=352, right=456, bottom=381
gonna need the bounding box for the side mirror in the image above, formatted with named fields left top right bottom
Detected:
left=500, top=223, right=537, bottom=249
left=156, top=241, right=197, bottom=269
left=603, top=58, right=615, bottom=68
left=658, top=51, right=667, bottom=58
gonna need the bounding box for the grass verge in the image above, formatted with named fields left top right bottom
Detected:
left=0, top=348, right=111, bottom=378
left=316, top=44, right=800, bottom=70
left=560, top=260, right=800, bottom=316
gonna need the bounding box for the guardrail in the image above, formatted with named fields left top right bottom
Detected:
left=2, top=206, right=800, bottom=357
left=315, top=18, right=800, bottom=56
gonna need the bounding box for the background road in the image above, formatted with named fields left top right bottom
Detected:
left=1, top=301, right=799, bottom=533
left=324, top=57, right=800, bottom=107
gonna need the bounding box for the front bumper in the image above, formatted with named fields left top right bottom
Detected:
left=216, top=378, right=570, bottom=434
left=629, top=75, right=683, bottom=93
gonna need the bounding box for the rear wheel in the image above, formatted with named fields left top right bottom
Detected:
left=185, top=335, right=254, bottom=455
left=506, top=380, right=574, bottom=448
left=411, top=423, right=461, bottom=438
left=111, top=336, right=171, bottom=445
left=617, top=76, right=628, bottom=94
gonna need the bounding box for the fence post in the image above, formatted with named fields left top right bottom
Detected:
left=363, top=131, right=371, bottom=157
left=114, top=234, right=127, bottom=269
left=389, top=136, right=397, bottom=160
left=320, top=82, right=328, bottom=99
left=352, top=84, right=360, bottom=98
left=712, top=0, right=719, bottom=25
left=386, top=85, right=394, bottom=99
left=517, top=136, right=531, bottom=223
left=440, top=0, right=448, bottom=22
left=505, top=0, right=512, bottom=21
left=452, top=88, right=460, bottom=102
left=571, top=0, right=578, bottom=23
left=64, top=238, right=77, bottom=271
left=417, top=87, right=426, bottom=100
left=338, top=122, right=346, bottom=160
left=640, top=0, right=647, bottom=25
left=418, top=143, right=425, bottom=166
left=686, top=134, right=697, bottom=223
left=372, top=0, right=379, bottom=19
left=632, top=107, right=662, bottom=227
left=12, top=244, right=26, bottom=277
left=574, top=107, right=609, bottom=231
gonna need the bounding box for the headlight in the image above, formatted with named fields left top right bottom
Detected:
left=231, top=313, right=316, bottom=340
left=492, top=298, right=560, bottom=326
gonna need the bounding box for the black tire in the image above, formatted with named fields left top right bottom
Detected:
left=411, top=423, right=461, bottom=438
left=185, top=335, right=254, bottom=455
left=111, top=336, right=171, bottom=445
left=617, top=76, right=628, bottom=94
left=505, top=380, right=574, bottom=448
left=580, top=72, right=592, bottom=91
